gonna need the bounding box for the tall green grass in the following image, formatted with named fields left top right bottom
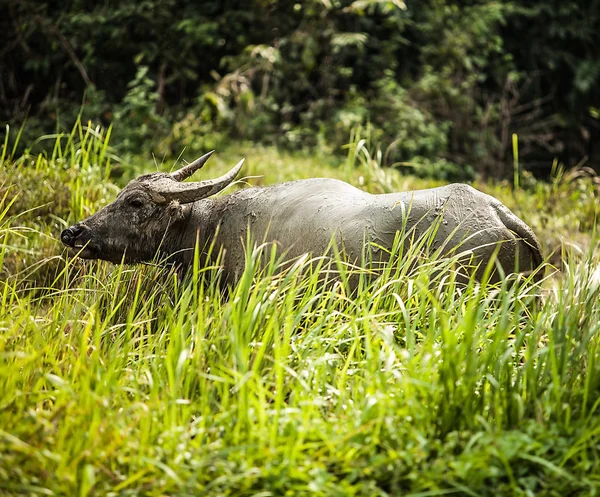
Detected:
left=1, top=122, right=600, bottom=495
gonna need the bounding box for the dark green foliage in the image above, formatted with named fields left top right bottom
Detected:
left=1, top=0, right=599, bottom=178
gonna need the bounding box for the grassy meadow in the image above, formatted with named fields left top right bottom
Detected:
left=1, top=122, right=600, bottom=496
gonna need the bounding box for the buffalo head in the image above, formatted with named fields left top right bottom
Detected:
left=61, top=151, right=244, bottom=264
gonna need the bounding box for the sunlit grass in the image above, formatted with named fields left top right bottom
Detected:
left=1, top=121, right=600, bottom=495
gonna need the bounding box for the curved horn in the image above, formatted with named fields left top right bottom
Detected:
left=170, top=150, right=215, bottom=182
left=151, top=158, right=245, bottom=204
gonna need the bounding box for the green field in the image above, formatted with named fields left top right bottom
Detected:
left=1, top=124, right=600, bottom=496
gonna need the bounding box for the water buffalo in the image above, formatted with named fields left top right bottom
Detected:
left=61, top=151, right=543, bottom=285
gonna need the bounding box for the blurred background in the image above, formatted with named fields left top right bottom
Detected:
left=1, top=0, right=600, bottom=181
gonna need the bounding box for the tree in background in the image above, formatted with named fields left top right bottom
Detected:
left=1, top=0, right=599, bottom=180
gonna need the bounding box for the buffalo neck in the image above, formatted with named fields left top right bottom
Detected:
left=165, top=198, right=217, bottom=270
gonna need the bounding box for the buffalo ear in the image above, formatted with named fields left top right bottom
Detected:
left=167, top=200, right=184, bottom=218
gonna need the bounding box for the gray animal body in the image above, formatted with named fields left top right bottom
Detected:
left=61, top=151, right=543, bottom=285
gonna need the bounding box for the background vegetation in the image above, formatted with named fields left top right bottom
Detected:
left=2, top=0, right=600, bottom=179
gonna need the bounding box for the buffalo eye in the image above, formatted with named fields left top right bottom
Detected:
left=129, top=198, right=144, bottom=208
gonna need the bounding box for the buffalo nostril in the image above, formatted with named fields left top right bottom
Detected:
left=61, top=228, right=74, bottom=245
left=61, top=226, right=83, bottom=246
